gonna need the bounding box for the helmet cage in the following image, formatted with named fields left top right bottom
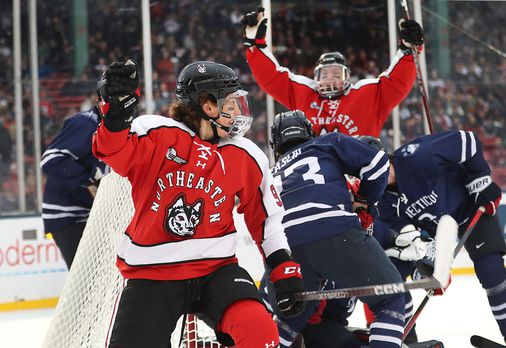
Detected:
left=314, top=51, right=350, bottom=98
left=216, top=90, right=253, bottom=138
left=314, top=63, right=350, bottom=98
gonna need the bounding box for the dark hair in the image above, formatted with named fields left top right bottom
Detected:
left=168, top=93, right=216, bottom=134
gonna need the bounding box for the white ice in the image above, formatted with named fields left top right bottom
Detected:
left=0, top=275, right=503, bottom=348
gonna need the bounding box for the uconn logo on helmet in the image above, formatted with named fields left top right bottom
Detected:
left=400, top=143, right=420, bottom=157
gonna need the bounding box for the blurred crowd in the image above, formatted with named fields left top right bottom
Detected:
left=0, top=0, right=505, bottom=212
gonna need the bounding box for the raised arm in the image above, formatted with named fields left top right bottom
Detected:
left=242, top=10, right=316, bottom=110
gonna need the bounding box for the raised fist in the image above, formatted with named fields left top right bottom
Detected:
left=97, top=59, right=140, bottom=131
left=241, top=7, right=268, bottom=48
left=398, top=19, right=424, bottom=49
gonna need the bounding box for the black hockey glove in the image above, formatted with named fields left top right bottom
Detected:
left=267, top=250, right=305, bottom=317
left=97, top=59, right=140, bottom=132
left=465, top=174, right=502, bottom=216
left=241, top=7, right=268, bottom=48
left=398, top=19, right=424, bottom=52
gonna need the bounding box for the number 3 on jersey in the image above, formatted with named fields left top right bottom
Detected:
left=273, top=156, right=325, bottom=194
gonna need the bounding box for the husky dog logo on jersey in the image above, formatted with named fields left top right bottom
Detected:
left=164, top=193, right=203, bottom=237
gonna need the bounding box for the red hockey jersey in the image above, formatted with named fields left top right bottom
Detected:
left=246, top=47, right=417, bottom=136
left=92, top=115, right=289, bottom=280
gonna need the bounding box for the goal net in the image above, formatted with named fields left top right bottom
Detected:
left=42, top=172, right=222, bottom=347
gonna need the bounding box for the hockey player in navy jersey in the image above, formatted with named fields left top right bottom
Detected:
left=376, top=130, right=506, bottom=341
left=264, top=110, right=405, bottom=348
left=356, top=136, right=430, bottom=345
left=41, top=106, right=109, bottom=268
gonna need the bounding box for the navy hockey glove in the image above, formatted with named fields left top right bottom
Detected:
left=465, top=174, right=502, bottom=216
left=398, top=19, right=424, bottom=51
left=241, top=7, right=267, bottom=48
left=97, top=59, right=140, bottom=132
left=267, top=250, right=305, bottom=317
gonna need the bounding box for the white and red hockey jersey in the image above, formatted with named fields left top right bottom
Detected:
left=92, top=115, right=289, bottom=280
left=246, top=46, right=417, bottom=136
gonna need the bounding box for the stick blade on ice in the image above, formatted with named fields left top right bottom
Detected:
left=471, top=335, right=506, bottom=348
left=432, top=215, right=458, bottom=289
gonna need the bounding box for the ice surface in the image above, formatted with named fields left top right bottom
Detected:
left=0, top=275, right=503, bottom=348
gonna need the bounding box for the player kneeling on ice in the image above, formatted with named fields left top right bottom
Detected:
left=92, top=60, right=305, bottom=348
left=375, top=130, right=505, bottom=342
left=261, top=110, right=406, bottom=348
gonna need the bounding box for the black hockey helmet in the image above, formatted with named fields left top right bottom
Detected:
left=270, top=110, right=314, bottom=160
left=176, top=61, right=242, bottom=120
left=356, top=135, right=385, bottom=152
left=176, top=61, right=252, bottom=137
left=314, top=51, right=350, bottom=98
left=315, top=51, right=348, bottom=68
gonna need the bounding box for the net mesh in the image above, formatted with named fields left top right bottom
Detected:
left=42, top=172, right=221, bottom=347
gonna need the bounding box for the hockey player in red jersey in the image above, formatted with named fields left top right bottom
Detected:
left=92, top=60, right=305, bottom=348
left=242, top=8, right=424, bottom=137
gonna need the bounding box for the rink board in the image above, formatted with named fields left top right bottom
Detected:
left=0, top=216, right=67, bottom=310
left=0, top=198, right=505, bottom=311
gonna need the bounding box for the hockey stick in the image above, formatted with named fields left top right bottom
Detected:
left=403, top=207, right=485, bottom=339
left=471, top=335, right=506, bottom=348
left=452, top=206, right=485, bottom=258
left=296, top=215, right=457, bottom=301
left=399, top=0, right=434, bottom=134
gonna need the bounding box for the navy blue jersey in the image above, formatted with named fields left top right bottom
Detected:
left=41, top=108, right=108, bottom=232
left=272, top=132, right=389, bottom=246
left=377, top=130, right=490, bottom=234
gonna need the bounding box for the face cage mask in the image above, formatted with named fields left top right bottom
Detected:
left=314, top=63, right=350, bottom=98
left=216, top=89, right=253, bottom=138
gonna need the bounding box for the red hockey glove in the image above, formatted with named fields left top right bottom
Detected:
left=465, top=174, right=502, bottom=216
left=97, top=59, right=140, bottom=131
left=347, top=176, right=375, bottom=232
left=241, top=7, right=267, bottom=48
left=268, top=250, right=305, bottom=317
left=346, top=176, right=361, bottom=196
left=433, top=275, right=452, bottom=296
left=356, top=208, right=374, bottom=231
